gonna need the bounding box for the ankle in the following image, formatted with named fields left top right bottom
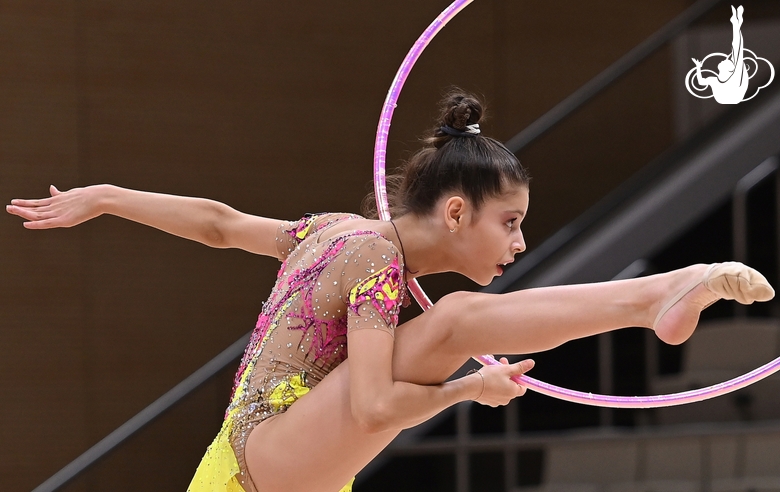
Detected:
left=623, top=275, right=661, bottom=329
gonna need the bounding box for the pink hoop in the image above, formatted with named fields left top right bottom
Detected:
left=372, top=0, right=780, bottom=408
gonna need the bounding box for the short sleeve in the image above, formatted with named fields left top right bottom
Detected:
left=275, top=213, right=361, bottom=261
left=343, top=236, right=405, bottom=337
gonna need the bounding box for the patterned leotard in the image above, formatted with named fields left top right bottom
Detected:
left=188, top=213, right=407, bottom=492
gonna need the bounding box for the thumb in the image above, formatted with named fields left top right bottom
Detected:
left=511, top=359, right=535, bottom=374
left=50, top=185, right=61, bottom=196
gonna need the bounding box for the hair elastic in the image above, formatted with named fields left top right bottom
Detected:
left=440, top=123, right=480, bottom=137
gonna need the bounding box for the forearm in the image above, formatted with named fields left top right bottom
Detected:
left=695, top=66, right=706, bottom=86
left=97, top=184, right=231, bottom=246
left=360, top=373, right=482, bottom=433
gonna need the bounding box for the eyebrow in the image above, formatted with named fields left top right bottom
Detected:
left=507, top=209, right=526, bottom=217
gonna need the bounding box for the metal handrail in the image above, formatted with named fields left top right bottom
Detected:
left=732, top=157, right=779, bottom=318
left=32, top=334, right=250, bottom=492
left=488, top=0, right=725, bottom=293
left=32, top=1, right=726, bottom=489
left=505, top=0, right=722, bottom=153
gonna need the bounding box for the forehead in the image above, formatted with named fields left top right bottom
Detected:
left=485, top=185, right=529, bottom=213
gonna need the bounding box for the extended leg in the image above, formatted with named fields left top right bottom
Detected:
left=243, top=263, right=771, bottom=491
left=730, top=6, right=745, bottom=67
left=439, top=265, right=697, bottom=357
left=439, top=262, right=771, bottom=357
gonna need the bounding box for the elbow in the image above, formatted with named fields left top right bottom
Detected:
left=201, top=202, right=230, bottom=248
left=201, top=224, right=226, bottom=248
left=352, top=399, right=394, bottom=434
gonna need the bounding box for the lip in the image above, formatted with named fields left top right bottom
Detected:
left=496, top=265, right=503, bottom=276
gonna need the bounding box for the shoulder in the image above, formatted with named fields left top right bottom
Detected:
left=276, top=212, right=363, bottom=259
left=336, top=230, right=402, bottom=270
left=285, top=212, right=363, bottom=239
left=339, top=233, right=404, bottom=302
left=341, top=234, right=406, bottom=332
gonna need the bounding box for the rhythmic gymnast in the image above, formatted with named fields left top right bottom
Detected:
left=692, top=5, right=748, bottom=104
left=6, top=90, right=775, bottom=492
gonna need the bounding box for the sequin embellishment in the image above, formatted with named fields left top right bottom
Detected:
left=348, top=257, right=403, bottom=328
left=188, top=213, right=405, bottom=492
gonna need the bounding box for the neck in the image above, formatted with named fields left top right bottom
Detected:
left=389, top=213, right=455, bottom=280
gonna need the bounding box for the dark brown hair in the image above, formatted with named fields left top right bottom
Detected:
left=364, top=88, right=530, bottom=218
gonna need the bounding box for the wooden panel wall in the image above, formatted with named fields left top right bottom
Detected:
left=0, top=1, right=691, bottom=490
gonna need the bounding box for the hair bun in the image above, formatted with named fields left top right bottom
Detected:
left=429, top=88, right=485, bottom=148
left=440, top=90, right=483, bottom=129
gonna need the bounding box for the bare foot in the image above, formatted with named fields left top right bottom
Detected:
left=651, top=263, right=774, bottom=345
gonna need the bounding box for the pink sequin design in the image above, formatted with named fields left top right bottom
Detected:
left=347, top=256, right=404, bottom=328
left=231, top=215, right=361, bottom=399
left=192, top=213, right=406, bottom=492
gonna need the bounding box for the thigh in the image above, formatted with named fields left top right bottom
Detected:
left=245, top=359, right=399, bottom=492
left=245, top=298, right=471, bottom=491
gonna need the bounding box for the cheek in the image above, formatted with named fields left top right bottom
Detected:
left=468, top=232, right=500, bottom=261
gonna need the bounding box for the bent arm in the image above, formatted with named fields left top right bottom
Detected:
left=694, top=63, right=710, bottom=87
left=7, top=184, right=284, bottom=257
left=348, top=329, right=532, bottom=433
left=347, top=329, right=483, bottom=433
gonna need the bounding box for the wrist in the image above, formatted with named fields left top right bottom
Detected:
left=467, top=369, right=485, bottom=401
left=93, top=184, right=120, bottom=216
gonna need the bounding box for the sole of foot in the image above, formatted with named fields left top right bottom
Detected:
left=653, top=262, right=775, bottom=345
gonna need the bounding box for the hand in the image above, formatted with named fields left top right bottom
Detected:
left=474, top=357, right=535, bottom=407
left=692, top=58, right=702, bottom=67
left=6, top=185, right=104, bottom=229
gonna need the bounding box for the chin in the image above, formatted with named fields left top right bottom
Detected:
left=474, top=274, right=494, bottom=287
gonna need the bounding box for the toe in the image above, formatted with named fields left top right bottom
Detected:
left=704, top=262, right=775, bottom=304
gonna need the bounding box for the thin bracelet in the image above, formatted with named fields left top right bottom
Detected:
left=467, top=369, right=485, bottom=401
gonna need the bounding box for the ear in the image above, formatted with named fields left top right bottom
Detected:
left=443, top=195, right=467, bottom=232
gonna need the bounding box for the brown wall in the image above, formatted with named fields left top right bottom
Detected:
left=0, top=1, right=694, bottom=490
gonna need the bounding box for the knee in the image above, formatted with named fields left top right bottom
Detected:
left=431, top=291, right=480, bottom=344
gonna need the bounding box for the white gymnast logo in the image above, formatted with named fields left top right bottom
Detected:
left=685, top=5, right=774, bottom=104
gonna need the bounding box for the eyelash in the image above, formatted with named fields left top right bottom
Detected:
left=506, top=218, right=517, bottom=229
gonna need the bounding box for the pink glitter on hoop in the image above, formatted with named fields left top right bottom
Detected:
left=371, top=0, right=780, bottom=408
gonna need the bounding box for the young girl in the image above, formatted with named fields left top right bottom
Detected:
left=7, top=90, right=774, bottom=492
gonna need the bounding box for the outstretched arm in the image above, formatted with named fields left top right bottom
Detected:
left=6, top=184, right=283, bottom=257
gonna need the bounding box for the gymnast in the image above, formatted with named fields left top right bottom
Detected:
left=692, top=5, right=749, bottom=104
left=6, top=90, right=774, bottom=492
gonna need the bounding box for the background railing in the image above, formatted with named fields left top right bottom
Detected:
left=34, top=0, right=780, bottom=490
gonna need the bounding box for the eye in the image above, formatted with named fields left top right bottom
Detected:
left=506, top=218, right=517, bottom=229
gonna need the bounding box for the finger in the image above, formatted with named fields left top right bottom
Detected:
left=7, top=205, right=54, bottom=222
left=509, top=359, right=535, bottom=374
left=520, top=359, right=535, bottom=372
left=10, top=197, right=53, bottom=207
left=6, top=204, right=35, bottom=219
left=23, top=218, right=64, bottom=229
left=499, top=357, right=509, bottom=365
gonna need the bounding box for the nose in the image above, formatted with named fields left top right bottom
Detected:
left=512, top=232, right=526, bottom=254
